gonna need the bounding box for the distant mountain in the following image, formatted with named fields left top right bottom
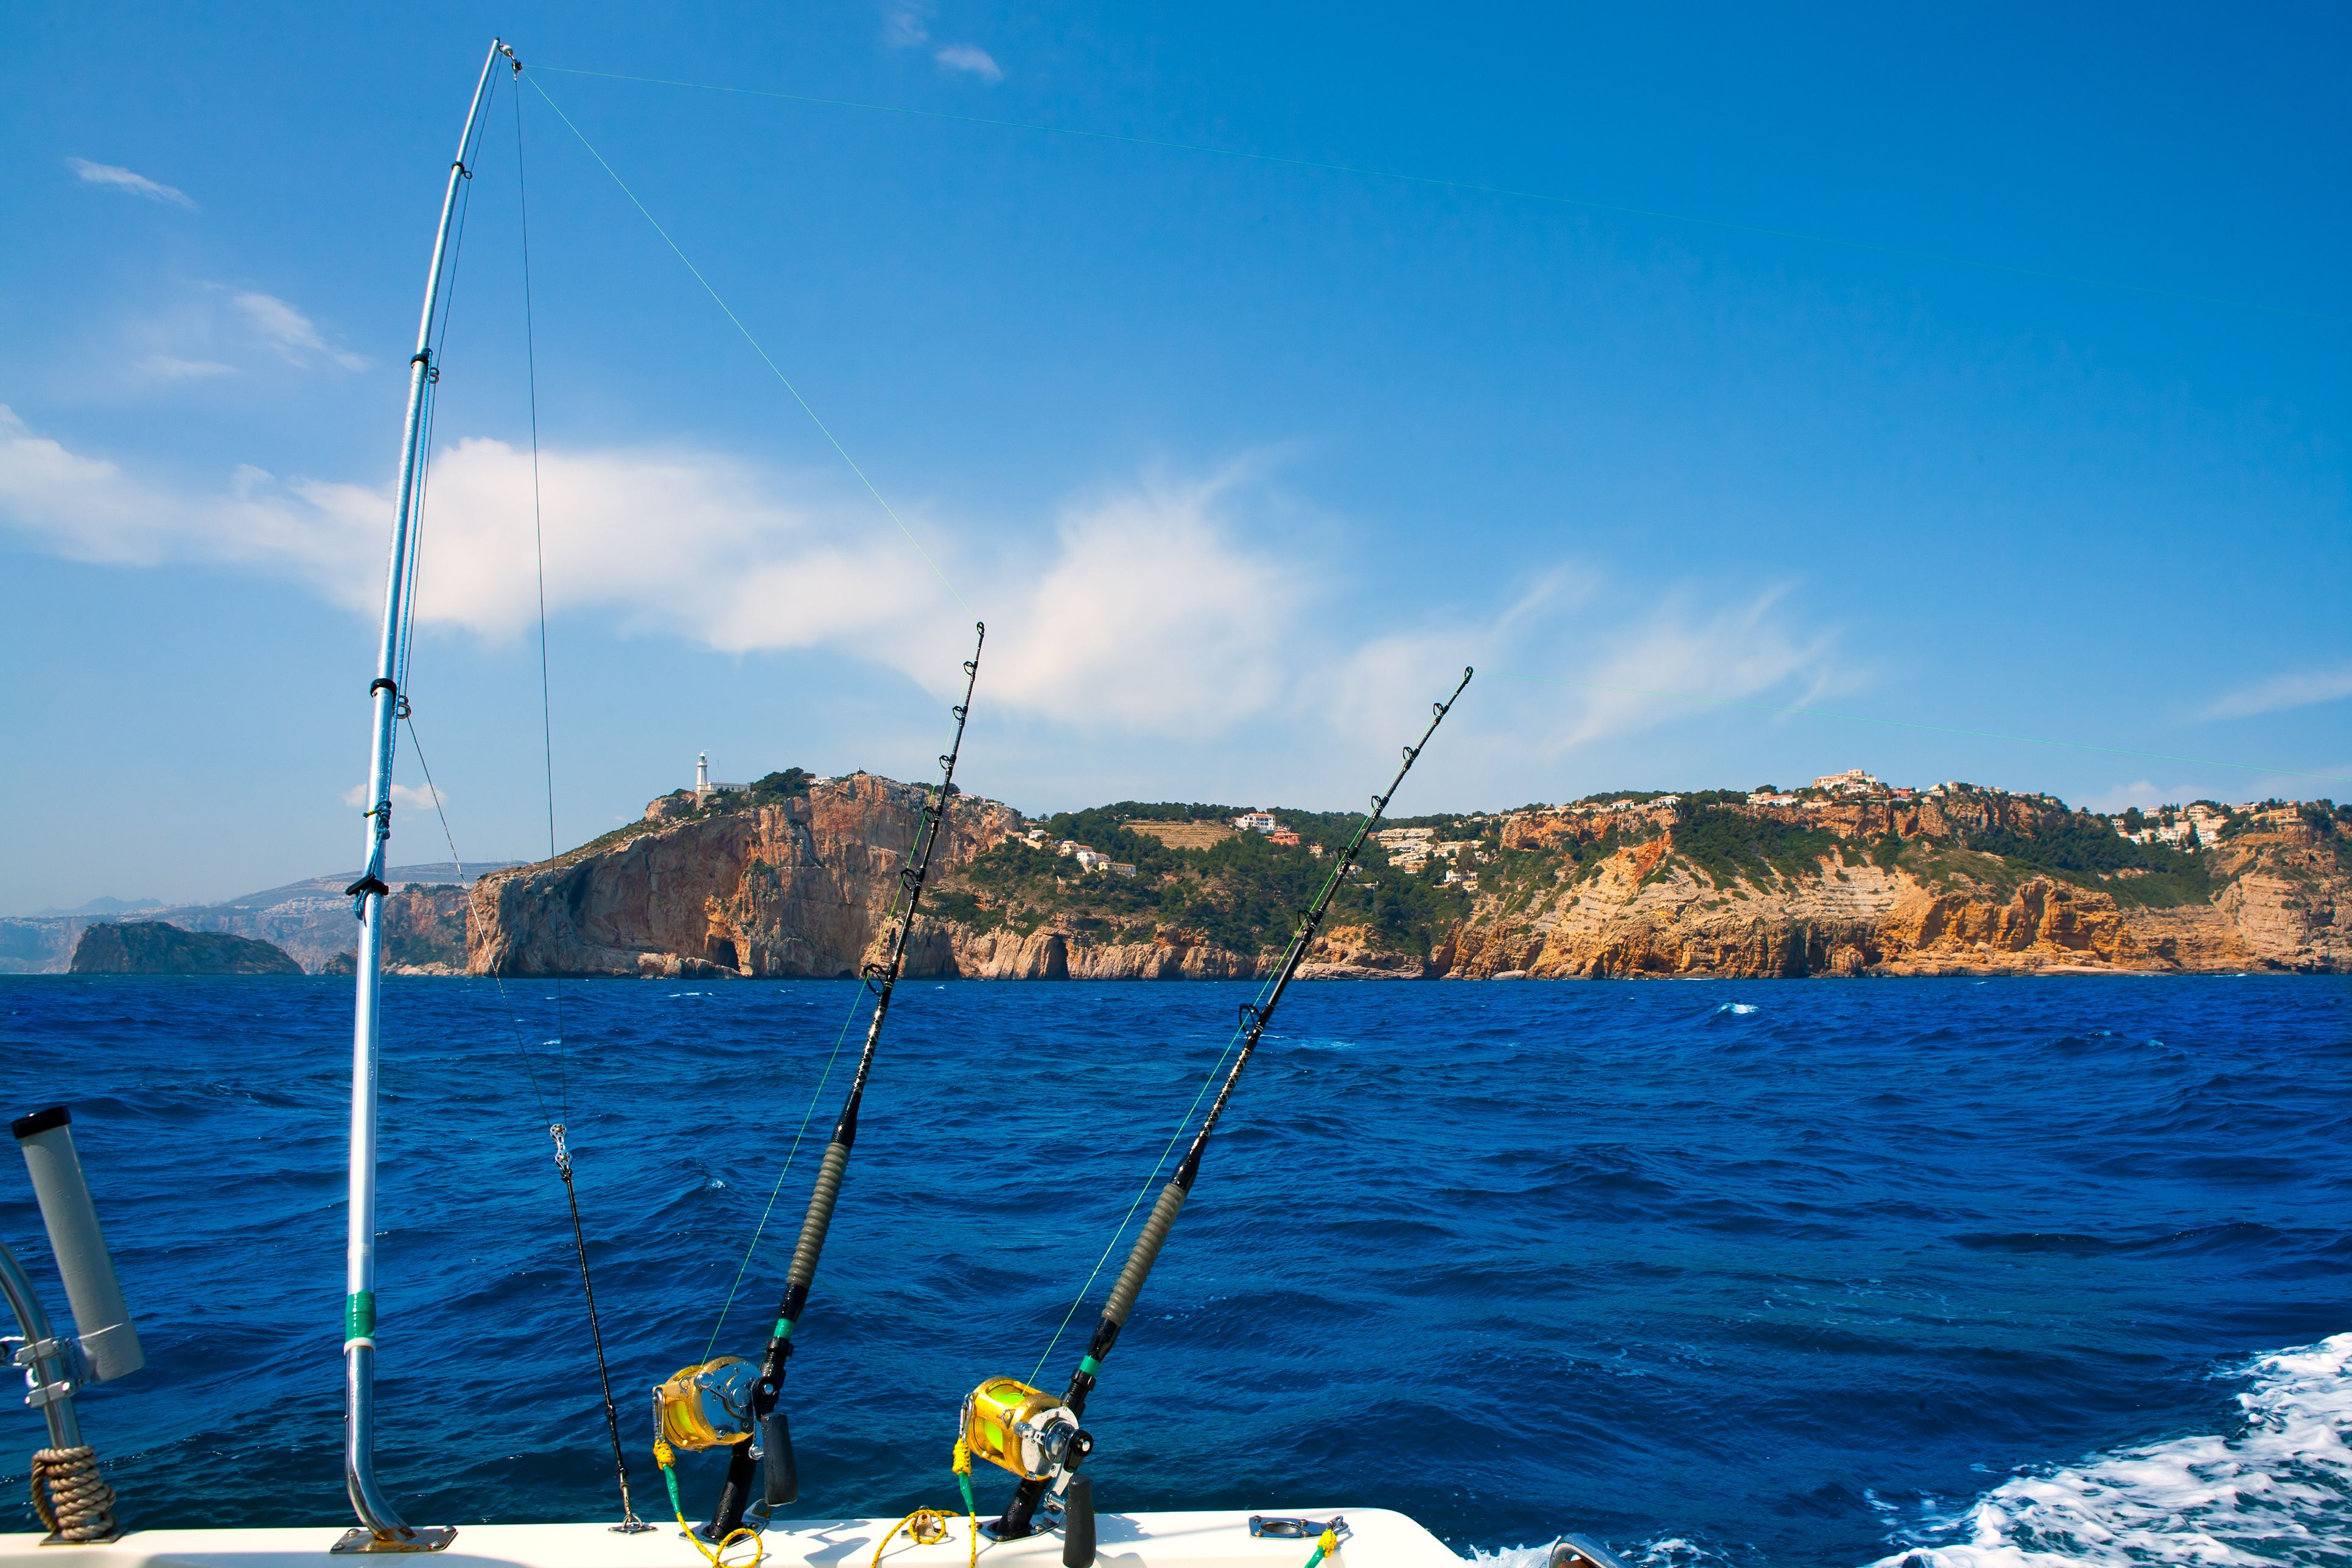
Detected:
left=1, top=861, right=520, bottom=975
left=69, top=922, right=303, bottom=976
left=33, top=895, right=164, bottom=917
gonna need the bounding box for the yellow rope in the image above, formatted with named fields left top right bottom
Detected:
left=870, top=1510, right=959, bottom=1568
left=869, top=1440, right=981, bottom=1568
left=654, top=1439, right=765, bottom=1568
left=953, top=1439, right=978, bottom=1568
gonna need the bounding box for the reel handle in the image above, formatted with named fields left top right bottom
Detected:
left=1060, top=1473, right=1095, bottom=1568
left=760, top=1410, right=799, bottom=1507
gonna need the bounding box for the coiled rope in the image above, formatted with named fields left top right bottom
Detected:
left=866, top=1441, right=979, bottom=1568
left=654, top=1438, right=763, bottom=1568
left=29, top=1444, right=117, bottom=1542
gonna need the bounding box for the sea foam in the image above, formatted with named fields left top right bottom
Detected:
left=1874, top=1332, right=2352, bottom=1567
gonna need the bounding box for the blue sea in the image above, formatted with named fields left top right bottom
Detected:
left=2, top=976, right=2347, bottom=1566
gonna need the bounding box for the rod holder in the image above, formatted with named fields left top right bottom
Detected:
left=11, top=1107, right=142, bottom=1383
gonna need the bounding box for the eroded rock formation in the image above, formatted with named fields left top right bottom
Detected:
left=466, top=774, right=2350, bottom=979
left=470, top=774, right=1021, bottom=977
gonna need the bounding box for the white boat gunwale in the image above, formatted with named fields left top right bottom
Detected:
left=0, top=1509, right=1465, bottom=1568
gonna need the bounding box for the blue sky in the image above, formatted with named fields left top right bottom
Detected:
left=2, top=2, right=2347, bottom=912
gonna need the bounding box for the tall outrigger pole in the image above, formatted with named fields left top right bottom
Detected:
left=338, top=37, right=514, bottom=1553
left=978, top=668, right=1473, bottom=1547
left=688, top=625, right=987, bottom=1543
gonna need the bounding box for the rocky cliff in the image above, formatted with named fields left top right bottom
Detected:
left=462, top=775, right=2350, bottom=979
left=469, top=773, right=1024, bottom=977
left=1440, top=802, right=2348, bottom=978
left=69, top=921, right=304, bottom=975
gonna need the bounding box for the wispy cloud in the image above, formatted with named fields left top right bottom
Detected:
left=935, top=43, right=1003, bottom=82
left=0, top=407, right=1842, bottom=766
left=883, top=1, right=931, bottom=46
left=66, top=157, right=195, bottom=210
left=138, top=354, right=235, bottom=380
left=2199, top=663, right=2352, bottom=721
left=1540, top=590, right=1840, bottom=752
left=233, top=291, right=368, bottom=371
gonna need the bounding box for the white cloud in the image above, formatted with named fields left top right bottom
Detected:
left=0, top=406, right=383, bottom=586
left=883, top=2, right=931, bottom=46
left=1539, top=589, right=1839, bottom=752
left=343, top=782, right=444, bottom=812
left=138, top=354, right=235, bottom=380
left=0, top=407, right=921, bottom=649
left=233, top=291, right=368, bottom=371
left=0, top=407, right=1843, bottom=762
left=987, top=468, right=1304, bottom=729
left=2198, top=663, right=2352, bottom=721
left=935, top=44, right=1003, bottom=82
left=66, top=158, right=195, bottom=209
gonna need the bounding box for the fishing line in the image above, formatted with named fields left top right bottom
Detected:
left=699, top=981, right=873, bottom=1362
left=1021, top=1021, right=1248, bottom=1384
left=1488, top=670, right=2352, bottom=786
left=398, top=715, right=551, bottom=1125
left=401, top=702, right=645, bottom=1531
left=514, top=68, right=987, bottom=1427
left=507, top=72, right=645, bottom=1533
left=514, top=77, right=571, bottom=1122
left=1024, top=841, right=1356, bottom=1383
left=523, top=72, right=975, bottom=615
left=978, top=671, right=1471, bottom=1542
left=397, top=70, right=497, bottom=701
left=533, top=63, right=2346, bottom=327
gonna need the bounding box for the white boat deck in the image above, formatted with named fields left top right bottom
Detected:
left=1, top=1511, right=1464, bottom=1568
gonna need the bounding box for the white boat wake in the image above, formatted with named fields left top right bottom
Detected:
left=1472, top=1332, right=2352, bottom=1568
left=1875, top=1331, right=2352, bottom=1567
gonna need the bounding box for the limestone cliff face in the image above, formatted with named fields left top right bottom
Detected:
left=467, top=774, right=2349, bottom=980
left=1438, top=817, right=2350, bottom=979
left=948, top=927, right=1264, bottom=980
left=469, top=774, right=1025, bottom=977
left=466, top=774, right=1374, bottom=980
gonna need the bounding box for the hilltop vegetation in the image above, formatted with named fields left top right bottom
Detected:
left=940, top=801, right=1480, bottom=959
left=933, top=784, right=2347, bottom=973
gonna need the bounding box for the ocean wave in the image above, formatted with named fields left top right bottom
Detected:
left=1871, top=1331, right=2352, bottom=1567
left=1466, top=1546, right=1551, bottom=1568
left=1470, top=1537, right=1738, bottom=1568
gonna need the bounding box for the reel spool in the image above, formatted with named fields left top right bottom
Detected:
left=961, top=1377, right=1087, bottom=1482
left=654, top=1357, right=760, bottom=1452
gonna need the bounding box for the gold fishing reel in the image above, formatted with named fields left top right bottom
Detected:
left=961, top=1376, right=1088, bottom=1482
left=654, top=1356, right=760, bottom=1452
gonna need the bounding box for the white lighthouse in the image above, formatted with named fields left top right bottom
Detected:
left=696, top=751, right=710, bottom=802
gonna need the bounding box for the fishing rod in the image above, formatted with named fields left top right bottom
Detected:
left=336, top=35, right=513, bottom=1553
left=650, top=623, right=985, bottom=1552
left=959, top=667, right=1473, bottom=1558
